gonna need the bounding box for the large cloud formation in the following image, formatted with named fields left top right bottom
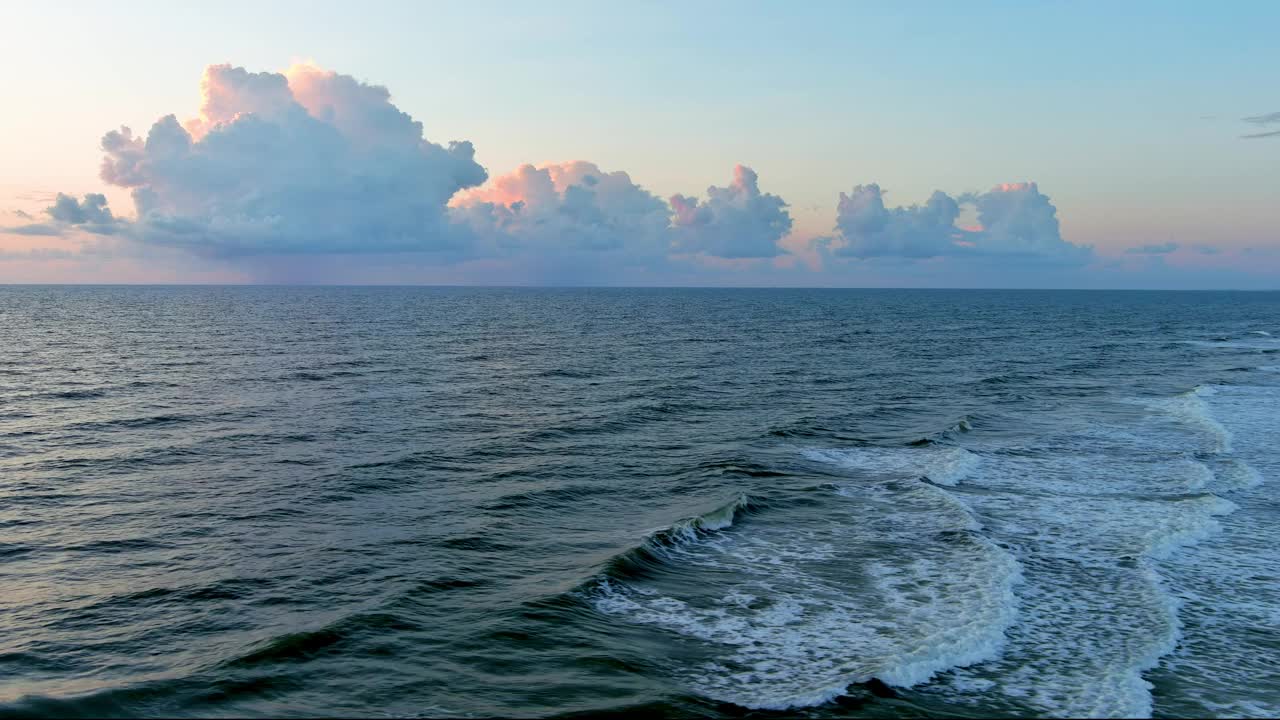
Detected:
left=98, top=64, right=487, bottom=255
left=832, top=184, right=960, bottom=258
left=450, top=161, right=672, bottom=263
left=669, top=165, right=793, bottom=258
left=5, top=62, right=1116, bottom=283
left=828, top=181, right=1089, bottom=264
left=73, top=63, right=795, bottom=267
left=451, top=161, right=795, bottom=266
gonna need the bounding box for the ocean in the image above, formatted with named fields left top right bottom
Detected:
left=1, top=286, right=1277, bottom=718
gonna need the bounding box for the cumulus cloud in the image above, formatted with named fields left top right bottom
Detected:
left=48, top=59, right=802, bottom=277
left=48, top=193, right=117, bottom=228
left=669, top=165, right=793, bottom=258
left=28, top=61, right=1128, bottom=284
left=1125, top=242, right=1179, bottom=254
left=831, top=184, right=959, bottom=258
left=826, top=181, right=1088, bottom=264
left=961, top=183, right=1086, bottom=260
left=97, top=63, right=487, bottom=256
left=451, top=161, right=796, bottom=271
left=451, top=161, right=672, bottom=263
left=2, top=192, right=121, bottom=237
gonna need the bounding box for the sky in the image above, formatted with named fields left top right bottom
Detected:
left=1, top=0, right=1277, bottom=287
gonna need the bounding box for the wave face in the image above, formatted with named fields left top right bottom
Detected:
left=1, top=287, right=1278, bottom=719
left=589, top=480, right=1019, bottom=709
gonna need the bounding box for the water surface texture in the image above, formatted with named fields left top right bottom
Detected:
left=2, top=287, right=1278, bottom=718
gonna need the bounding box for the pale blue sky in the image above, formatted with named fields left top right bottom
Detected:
left=1, top=0, right=1277, bottom=285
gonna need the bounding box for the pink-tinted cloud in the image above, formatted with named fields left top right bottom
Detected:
left=16, top=61, right=1271, bottom=288
left=98, top=63, right=487, bottom=256
left=669, top=165, right=793, bottom=258
left=824, top=181, right=1089, bottom=265
left=452, top=161, right=797, bottom=270
left=451, top=161, right=672, bottom=263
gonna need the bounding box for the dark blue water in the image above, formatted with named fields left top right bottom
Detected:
left=2, top=287, right=1278, bottom=718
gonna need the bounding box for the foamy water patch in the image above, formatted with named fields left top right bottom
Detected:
left=1183, top=337, right=1280, bottom=350
left=590, top=483, right=1021, bottom=709
left=909, top=396, right=1251, bottom=718
left=1211, top=458, right=1264, bottom=491
left=1151, top=387, right=1233, bottom=453
left=803, top=445, right=981, bottom=486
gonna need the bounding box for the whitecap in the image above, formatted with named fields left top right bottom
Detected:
left=803, top=445, right=981, bottom=486
left=590, top=483, right=1021, bottom=710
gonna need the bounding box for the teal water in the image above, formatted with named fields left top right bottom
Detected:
left=1, top=287, right=1278, bottom=718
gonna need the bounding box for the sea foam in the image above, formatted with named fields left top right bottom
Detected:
left=802, top=445, right=981, bottom=486
left=590, top=479, right=1021, bottom=710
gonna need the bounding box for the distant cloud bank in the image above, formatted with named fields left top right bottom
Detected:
left=1, top=63, right=1273, bottom=286
left=822, top=182, right=1088, bottom=264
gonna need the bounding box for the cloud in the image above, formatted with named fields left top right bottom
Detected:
left=1239, top=110, right=1280, bottom=137
left=830, top=184, right=960, bottom=258
left=825, top=181, right=1088, bottom=264
left=1125, top=242, right=1179, bottom=255
left=2, top=192, right=122, bottom=237
left=34, top=61, right=1223, bottom=286
left=56, top=62, right=806, bottom=279
left=451, top=161, right=796, bottom=274
left=97, top=63, right=487, bottom=256
left=669, top=165, right=793, bottom=258
left=48, top=193, right=112, bottom=224
left=451, top=161, right=672, bottom=263
left=963, top=183, right=1087, bottom=261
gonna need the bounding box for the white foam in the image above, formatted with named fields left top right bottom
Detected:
left=591, top=483, right=1021, bottom=709
left=1174, top=459, right=1215, bottom=491
left=600, top=378, right=1279, bottom=715
left=1141, top=495, right=1237, bottom=561
left=907, top=394, right=1250, bottom=717
left=1143, top=381, right=1280, bottom=717
left=1183, top=338, right=1279, bottom=350
left=803, top=446, right=981, bottom=486
left=667, top=494, right=750, bottom=541
left=1152, top=388, right=1233, bottom=453
left=1212, top=458, right=1264, bottom=490
left=929, top=492, right=1205, bottom=716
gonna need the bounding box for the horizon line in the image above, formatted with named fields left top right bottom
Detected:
left=2, top=283, right=1276, bottom=292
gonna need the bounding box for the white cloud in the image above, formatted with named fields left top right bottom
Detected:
left=1, top=192, right=122, bottom=237
left=825, top=181, right=1089, bottom=265
left=670, top=165, right=793, bottom=258
left=451, top=161, right=672, bottom=263
left=98, top=64, right=487, bottom=256
left=831, top=184, right=959, bottom=258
